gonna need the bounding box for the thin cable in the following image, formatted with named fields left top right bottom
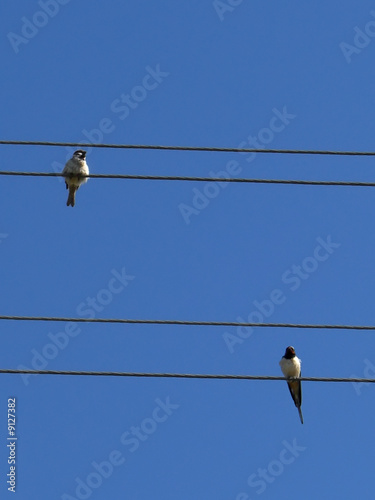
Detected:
left=1, top=315, right=375, bottom=331
left=0, top=140, right=374, bottom=156
left=0, top=368, right=373, bottom=382
left=1, top=171, right=375, bottom=187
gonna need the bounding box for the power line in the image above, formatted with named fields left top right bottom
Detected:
left=2, top=315, right=375, bottom=331
left=0, top=140, right=374, bottom=156
left=0, top=368, right=373, bottom=382
left=1, top=171, right=375, bottom=188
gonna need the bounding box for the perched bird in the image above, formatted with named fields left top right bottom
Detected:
left=279, top=346, right=303, bottom=424
left=62, top=150, right=89, bottom=207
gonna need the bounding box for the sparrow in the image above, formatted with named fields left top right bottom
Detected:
left=279, top=346, right=303, bottom=424
left=62, top=150, right=89, bottom=207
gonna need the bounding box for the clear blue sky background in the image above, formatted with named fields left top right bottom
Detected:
left=1, top=1, right=375, bottom=499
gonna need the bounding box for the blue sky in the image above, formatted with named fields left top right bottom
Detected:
left=1, top=1, right=375, bottom=498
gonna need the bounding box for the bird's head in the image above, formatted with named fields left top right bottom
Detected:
left=73, top=150, right=87, bottom=160
left=284, top=346, right=296, bottom=359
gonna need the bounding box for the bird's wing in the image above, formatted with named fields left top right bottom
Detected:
left=287, top=375, right=302, bottom=408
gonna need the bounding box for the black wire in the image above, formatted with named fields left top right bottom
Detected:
left=0, top=140, right=375, bottom=156
left=0, top=368, right=373, bottom=382
left=1, top=315, right=375, bottom=331
left=1, top=171, right=375, bottom=187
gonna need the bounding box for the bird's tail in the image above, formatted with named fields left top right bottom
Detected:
left=297, top=406, right=304, bottom=425
left=67, top=185, right=77, bottom=207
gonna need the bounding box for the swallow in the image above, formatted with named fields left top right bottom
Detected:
left=279, top=346, right=303, bottom=424
left=62, top=150, right=89, bottom=207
